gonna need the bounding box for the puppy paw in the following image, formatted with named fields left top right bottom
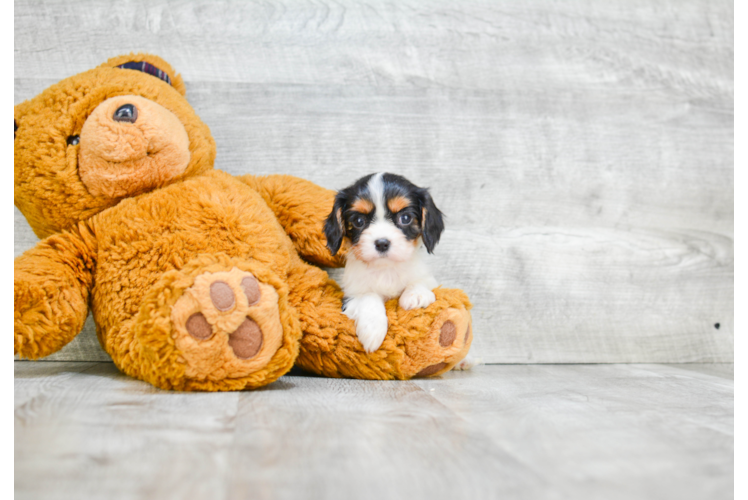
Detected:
left=452, top=356, right=483, bottom=371
left=356, top=317, right=388, bottom=353
left=344, top=294, right=388, bottom=353
left=399, top=284, right=436, bottom=310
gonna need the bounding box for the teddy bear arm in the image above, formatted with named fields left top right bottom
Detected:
left=14, top=225, right=97, bottom=359
left=237, top=174, right=347, bottom=268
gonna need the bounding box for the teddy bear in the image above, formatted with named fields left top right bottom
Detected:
left=14, top=53, right=473, bottom=391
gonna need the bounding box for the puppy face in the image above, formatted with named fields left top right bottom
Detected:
left=325, top=173, right=445, bottom=263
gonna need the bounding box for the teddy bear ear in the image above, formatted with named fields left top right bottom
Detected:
left=14, top=101, right=30, bottom=138
left=99, top=53, right=187, bottom=96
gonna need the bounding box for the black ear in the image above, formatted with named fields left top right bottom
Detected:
left=418, top=188, right=445, bottom=254
left=324, top=194, right=347, bottom=255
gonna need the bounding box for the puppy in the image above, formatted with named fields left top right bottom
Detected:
left=324, top=172, right=444, bottom=353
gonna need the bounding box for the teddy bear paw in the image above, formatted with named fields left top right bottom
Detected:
left=170, top=268, right=285, bottom=381
left=406, top=306, right=473, bottom=378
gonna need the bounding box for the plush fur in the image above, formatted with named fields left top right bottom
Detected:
left=14, top=54, right=474, bottom=391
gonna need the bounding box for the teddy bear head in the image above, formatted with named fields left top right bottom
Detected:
left=14, top=53, right=216, bottom=239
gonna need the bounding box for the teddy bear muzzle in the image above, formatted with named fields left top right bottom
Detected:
left=78, top=95, right=191, bottom=198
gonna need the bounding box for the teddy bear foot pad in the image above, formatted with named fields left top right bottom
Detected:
left=170, top=268, right=285, bottom=381
left=405, top=305, right=473, bottom=379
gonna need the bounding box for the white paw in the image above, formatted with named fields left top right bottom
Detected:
left=343, top=294, right=389, bottom=353
left=355, top=315, right=388, bottom=353
left=399, top=284, right=436, bottom=310
left=453, top=356, right=483, bottom=371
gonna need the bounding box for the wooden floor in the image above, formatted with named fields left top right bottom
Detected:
left=15, top=362, right=733, bottom=500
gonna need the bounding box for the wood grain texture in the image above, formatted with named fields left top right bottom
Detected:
left=14, top=0, right=733, bottom=363
left=412, top=364, right=734, bottom=500
left=15, top=362, right=241, bottom=500
left=730, top=0, right=748, bottom=364
left=15, top=362, right=734, bottom=500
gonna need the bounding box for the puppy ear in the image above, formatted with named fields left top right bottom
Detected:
left=324, top=195, right=347, bottom=255
left=418, top=189, right=445, bottom=254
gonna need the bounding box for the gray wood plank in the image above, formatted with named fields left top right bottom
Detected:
left=14, top=362, right=103, bottom=409
left=729, top=0, right=748, bottom=364
left=13, top=1, right=734, bottom=94
left=734, top=282, right=748, bottom=363
left=438, top=227, right=732, bottom=363
left=412, top=364, right=734, bottom=500
left=15, top=362, right=240, bottom=500
left=227, top=377, right=552, bottom=500
left=14, top=0, right=733, bottom=363
left=15, top=362, right=733, bottom=500
left=669, top=362, right=734, bottom=379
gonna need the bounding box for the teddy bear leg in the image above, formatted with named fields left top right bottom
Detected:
left=289, top=264, right=472, bottom=380
left=393, top=291, right=474, bottom=378
left=14, top=230, right=95, bottom=360
left=125, top=255, right=301, bottom=391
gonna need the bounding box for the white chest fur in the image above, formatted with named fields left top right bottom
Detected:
left=341, top=248, right=437, bottom=300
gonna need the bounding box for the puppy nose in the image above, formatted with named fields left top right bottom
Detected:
left=113, top=104, right=138, bottom=123
left=375, top=239, right=390, bottom=253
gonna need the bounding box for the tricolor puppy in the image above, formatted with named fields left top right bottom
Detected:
left=325, top=172, right=445, bottom=353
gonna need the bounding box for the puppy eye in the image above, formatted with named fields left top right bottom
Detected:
left=351, top=215, right=366, bottom=229
left=67, top=135, right=80, bottom=146
left=398, top=213, right=413, bottom=225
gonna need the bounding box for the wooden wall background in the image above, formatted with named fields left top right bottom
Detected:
left=729, top=0, right=748, bottom=363
left=14, top=0, right=733, bottom=363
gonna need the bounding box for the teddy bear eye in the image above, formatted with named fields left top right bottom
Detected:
left=67, top=135, right=80, bottom=146
left=14, top=120, right=18, bottom=139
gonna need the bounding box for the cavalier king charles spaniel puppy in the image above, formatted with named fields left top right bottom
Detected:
left=325, top=172, right=445, bottom=353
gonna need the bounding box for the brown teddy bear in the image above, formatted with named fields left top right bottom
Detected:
left=14, top=54, right=473, bottom=391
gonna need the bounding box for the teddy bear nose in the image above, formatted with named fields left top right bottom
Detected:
left=113, top=104, right=138, bottom=124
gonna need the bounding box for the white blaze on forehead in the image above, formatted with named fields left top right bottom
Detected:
left=367, top=172, right=385, bottom=222
left=356, top=172, right=415, bottom=263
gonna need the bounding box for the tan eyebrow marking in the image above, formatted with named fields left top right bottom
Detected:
left=352, top=198, right=374, bottom=214
left=387, top=196, right=410, bottom=213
